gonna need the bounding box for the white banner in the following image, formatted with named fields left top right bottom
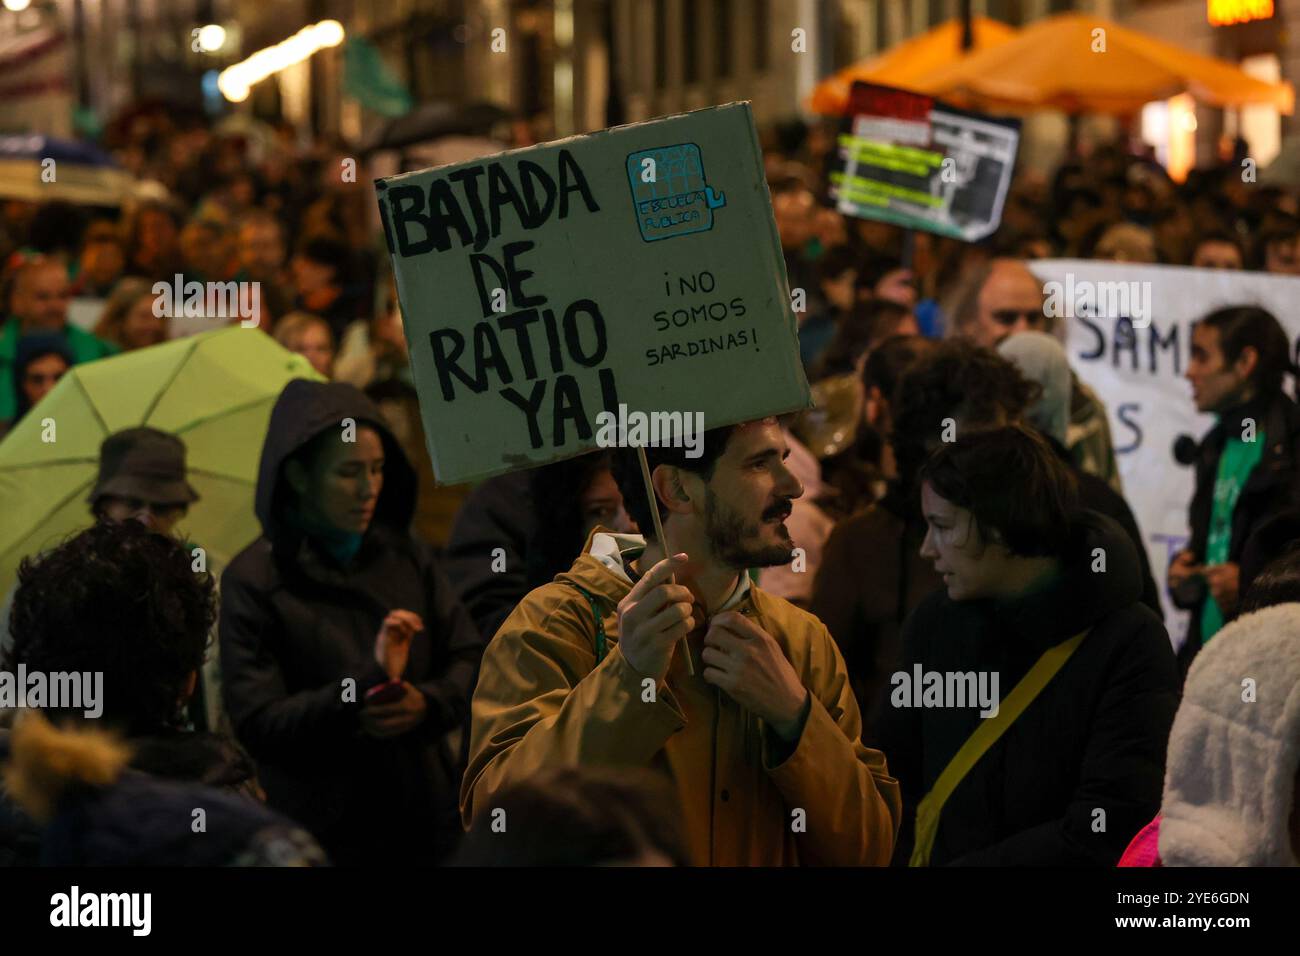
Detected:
left=1029, top=260, right=1300, bottom=647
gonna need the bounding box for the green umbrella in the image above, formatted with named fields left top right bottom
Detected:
left=0, top=327, right=323, bottom=594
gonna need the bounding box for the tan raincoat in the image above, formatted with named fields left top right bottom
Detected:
left=460, top=531, right=900, bottom=865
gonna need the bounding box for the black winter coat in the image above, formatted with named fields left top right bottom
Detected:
left=812, top=449, right=1160, bottom=747
left=1047, top=434, right=1163, bottom=622
left=811, top=483, right=942, bottom=746
left=442, top=471, right=536, bottom=642
left=1172, top=392, right=1300, bottom=674
left=0, top=727, right=260, bottom=866
left=879, top=510, right=1180, bottom=866
left=219, top=381, right=484, bottom=865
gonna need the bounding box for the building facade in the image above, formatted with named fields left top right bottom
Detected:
left=1119, top=0, right=1296, bottom=169
left=1, top=0, right=1291, bottom=180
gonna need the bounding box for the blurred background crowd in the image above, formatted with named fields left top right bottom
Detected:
left=0, top=0, right=1299, bottom=869
left=3, top=68, right=1296, bottom=550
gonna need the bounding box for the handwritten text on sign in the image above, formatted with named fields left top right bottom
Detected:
left=377, top=104, right=811, bottom=485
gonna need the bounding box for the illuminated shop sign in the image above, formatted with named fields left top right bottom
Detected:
left=1207, top=0, right=1275, bottom=27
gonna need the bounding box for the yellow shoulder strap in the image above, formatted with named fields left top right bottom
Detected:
left=909, top=629, right=1089, bottom=867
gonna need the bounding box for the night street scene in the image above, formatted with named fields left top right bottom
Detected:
left=0, top=0, right=1297, bottom=939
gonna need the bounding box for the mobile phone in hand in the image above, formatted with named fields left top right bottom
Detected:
left=365, top=680, right=405, bottom=705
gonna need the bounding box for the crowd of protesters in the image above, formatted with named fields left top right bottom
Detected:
left=0, top=109, right=1298, bottom=867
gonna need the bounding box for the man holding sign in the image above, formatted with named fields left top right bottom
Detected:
left=460, top=419, right=901, bottom=866
left=377, top=104, right=894, bottom=863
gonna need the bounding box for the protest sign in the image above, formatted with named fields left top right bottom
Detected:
left=375, top=102, right=811, bottom=485
left=1031, top=259, right=1300, bottom=645
left=829, top=81, right=1019, bottom=242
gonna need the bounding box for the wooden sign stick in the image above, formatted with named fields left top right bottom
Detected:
left=635, top=444, right=696, bottom=676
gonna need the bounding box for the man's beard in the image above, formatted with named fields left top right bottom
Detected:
left=703, top=487, right=794, bottom=570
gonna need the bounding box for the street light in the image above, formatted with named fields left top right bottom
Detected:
left=2, top=0, right=32, bottom=13
left=197, top=24, right=227, bottom=53
left=217, top=19, right=346, bottom=103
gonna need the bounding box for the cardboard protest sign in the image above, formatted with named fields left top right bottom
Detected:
left=829, top=81, right=1019, bottom=242
left=375, top=102, right=811, bottom=485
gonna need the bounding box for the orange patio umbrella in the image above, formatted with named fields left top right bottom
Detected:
left=809, top=17, right=1018, bottom=115
left=912, top=12, right=1294, bottom=114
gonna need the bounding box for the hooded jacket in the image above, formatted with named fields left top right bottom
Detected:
left=998, top=331, right=1071, bottom=447
left=461, top=529, right=901, bottom=867
left=0, top=724, right=261, bottom=866
left=1159, top=603, right=1300, bottom=866
left=0, top=716, right=325, bottom=866
left=879, top=510, right=1180, bottom=866
left=1172, top=392, right=1300, bottom=674
left=219, top=380, right=484, bottom=864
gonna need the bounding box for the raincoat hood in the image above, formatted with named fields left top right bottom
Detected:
left=254, top=379, right=416, bottom=546
left=1160, top=603, right=1300, bottom=866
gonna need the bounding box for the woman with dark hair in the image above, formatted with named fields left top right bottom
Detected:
left=218, top=380, right=485, bottom=865
left=812, top=339, right=1027, bottom=742
left=1169, top=304, right=1300, bottom=669
left=880, top=426, right=1179, bottom=866
left=526, top=450, right=634, bottom=590
left=442, top=452, right=633, bottom=646
left=1, top=333, right=72, bottom=437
